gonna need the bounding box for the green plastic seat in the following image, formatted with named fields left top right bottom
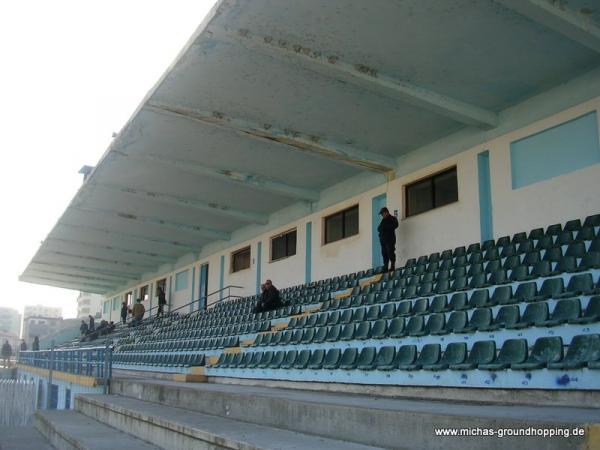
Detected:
left=327, top=311, right=341, bottom=325
left=229, top=353, right=243, bottom=368
left=280, top=330, right=293, bottom=345
left=366, top=305, right=380, bottom=321
left=479, top=305, right=520, bottom=331
left=307, top=349, right=325, bottom=369
left=269, top=351, right=285, bottom=369
left=557, top=273, right=596, bottom=298
left=315, top=313, right=328, bottom=327
left=424, top=342, right=467, bottom=370
left=396, top=301, right=412, bottom=317
left=484, top=260, right=502, bottom=274
left=352, top=308, right=367, bottom=322
left=467, top=263, right=484, bottom=277
left=374, top=346, right=396, bottom=370
left=339, top=298, right=352, bottom=309
left=429, top=295, right=449, bottom=313
left=269, top=332, right=282, bottom=347
left=313, top=326, right=328, bottom=343
left=393, top=345, right=417, bottom=370
left=294, top=316, right=308, bottom=328
left=548, top=334, right=600, bottom=370
left=584, top=214, right=600, bottom=227
left=539, top=298, right=581, bottom=326
left=407, top=316, right=425, bottom=336
left=339, top=309, right=353, bottom=324
left=464, top=308, right=493, bottom=332
left=579, top=252, right=600, bottom=271
left=247, top=352, right=263, bottom=369
left=451, top=276, right=468, bottom=292
left=354, top=321, right=371, bottom=340
left=325, top=324, right=342, bottom=342
left=509, top=302, right=549, bottom=329
left=403, top=344, right=441, bottom=371
left=514, top=282, right=538, bottom=302
left=511, top=232, right=528, bottom=244
left=402, top=285, right=418, bottom=299
left=300, top=327, right=316, bottom=344
left=213, top=353, right=228, bottom=368
left=370, top=319, right=388, bottom=339
left=424, top=314, right=446, bottom=335
left=492, top=285, right=513, bottom=305
left=569, top=297, right=600, bottom=324
left=280, top=350, right=297, bottom=369
left=388, top=317, right=406, bottom=338
left=452, top=340, right=496, bottom=370
left=289, top=329, right=304, bottom=345
left=530, top=261, right=555, bottom=278
left=565, top=242, right=586, bottom=259
left=252, top=334, right=264, bottom=347
left=448, top=292, right=468, bottom=311
left=257, top=351, right=274, bottom=369
left=509, top=265, right=531, bottom=282
left=556, top=256, right=578, bottom=275
left=380, top=303, right=396, bottom=319
left=357, top=347, right=378, bottom=370
left=350, top=295, right=364, bottom=308
left=339, top=348, right=359, bottom=370
left=469, top=290, right=493, bottom=308
left=305, top=315, right=318, bottom=327
left=523, top=250, right=541, bottom=266
left=479, top=339, right=527, bottom=370
left=512, top=337, right=563, bottom=370
left=293, top=350, right=311, bottom=369
left=435, top=311, right=467, bottom=335
left=340, top=323, right=356, bottom=341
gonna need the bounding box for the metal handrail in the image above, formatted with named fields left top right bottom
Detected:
left=18, top=345, right=112, bottom=380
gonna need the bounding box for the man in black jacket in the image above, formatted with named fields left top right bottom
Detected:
left=377, top=207, right=399, bottom=272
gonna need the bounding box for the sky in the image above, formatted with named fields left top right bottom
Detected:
left=0, top=0, right=216, bottom=320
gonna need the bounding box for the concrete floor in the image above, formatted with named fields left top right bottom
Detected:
left=0, top=426, right=54, bottom=450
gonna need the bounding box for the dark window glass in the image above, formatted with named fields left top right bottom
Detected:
left=271, top=229, right=297, bottom=261
left=405, top=168, right=458, bottom=217
left=232, top=247, right=251, bottom=272
left=324, top=205, right=359, bottom=244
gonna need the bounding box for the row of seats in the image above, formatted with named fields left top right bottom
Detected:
left=252, top=298, right=597, bottom=347
left=215, top=334, right=600, bottom=372
left=113, top=353, right=204, bottom=368
left=118, top=335, right=240, bottom=353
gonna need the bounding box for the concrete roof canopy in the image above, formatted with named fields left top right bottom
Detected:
left=20, top=0, right=600, bottom=294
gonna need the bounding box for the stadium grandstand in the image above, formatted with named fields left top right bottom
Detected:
left=12, top=0, right=600, bottom=448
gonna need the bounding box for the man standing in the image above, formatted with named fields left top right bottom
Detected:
left=121, top=301, right=128, bottom=325
left=20, top=340, right=27, bottom=352
left=377, top=207, right=399, bottom=272
left=88, top=315, right=95, bottom=333
left=130, top=298, right=146, bottom=327
left=157, top=286, right=167, bottom=317
left=1, top=340, right=12, bottom=367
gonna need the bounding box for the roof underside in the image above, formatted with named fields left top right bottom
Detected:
left=21, top=0, right=600, bottom=294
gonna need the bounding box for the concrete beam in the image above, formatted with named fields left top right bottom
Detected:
left=45, top=237, right=175, bottom=262
left=19, top=275, right=113, bottom=293
left=496, top=0, right=600, bottom=53
left=24, top=269, right=121, bottom=286
left=119, top=152, right=320, bottom=202
left=40, top=249, right=156, bottom=270
left=207, top=27, right=499, bottom=129
left=93, top=183, right=269, bottom=225
left=58, top=223, right=203, bottom=252
left=71, top=206, right=230, bottom=241
left=29, top=261, right=141, bottom=280
left=146, top=101, right=396, bottom=172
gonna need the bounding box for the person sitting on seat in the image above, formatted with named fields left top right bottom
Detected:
left=32, top=336, right=40, bottom=351
left=255, top=279, right=283, bottom=313
left=254, top=283, right=268, bottom=313
left=130, top=298, right=145, bottom=327
left=1, top=340, right=12, bottom=368
left=80, top=320, right=89, bottom=336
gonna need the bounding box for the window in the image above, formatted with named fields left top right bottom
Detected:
left=125, top=292, right=132, bottom=306
left=271, top=229, right=297, bottom=261
left=140, top=285, right=149, bottom=301
left=231, top=246, right=251, bottom=272
left=405, top=167, right=458, bottom=217
left=103, top=301, right=108, bottom=314
left=324, top=205, right=359, bottom=244
left=175, top=270, right=188, bottom=291
left=112, top=298, right=119, bottom=311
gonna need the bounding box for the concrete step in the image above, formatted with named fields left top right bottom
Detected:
left=111, top=377, right=600, bottom=450
left=75, top=394, right=380, bottom=450
left=35, top=409, right=161, bottom=450
left=0, top=426, right=54, bottom=450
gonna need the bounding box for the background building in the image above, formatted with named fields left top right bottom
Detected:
left=23, top=305, right=61, bottom=320
left=0, top=306, right=21, bottom=339
left=76, top=292, right=104, bottom=319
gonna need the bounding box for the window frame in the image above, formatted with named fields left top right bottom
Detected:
left=404, top=166, right=458, bottom=218
left=231, top=246, right=251, bottom=273
left=175, top=270, right=189, bottom=292
left=270, top=228, right=298, bottom=262
left=323, top=204, right=360, bottom=245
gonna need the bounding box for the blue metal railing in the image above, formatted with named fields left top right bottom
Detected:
left=18, top=346, right=112, bottom=379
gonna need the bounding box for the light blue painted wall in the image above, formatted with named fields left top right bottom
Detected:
left=510, top=111, right=600, bottom=189
left=256, top=241, right=262, bottom=295
left=175, top=269, right=188, bottom=291
left=477, top=150, right=494, bottom=241
left=371, top=194, right=387, bottom=268
left=219, top=255, right=225, bottom=300
left=305, top=222, right=312, bottom=284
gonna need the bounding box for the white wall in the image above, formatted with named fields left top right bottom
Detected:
left=107, top=97, right=600, bottom=303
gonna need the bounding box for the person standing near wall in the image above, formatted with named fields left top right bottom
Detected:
left=1, top=340, right=12, bottom=367
left=120, top=301, right=128, bottom=324
left=377, top=207, right=399, bottom=272
left=157, top=286, right=167, bottom=317
left=32, top=336, right=39, bottom=351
